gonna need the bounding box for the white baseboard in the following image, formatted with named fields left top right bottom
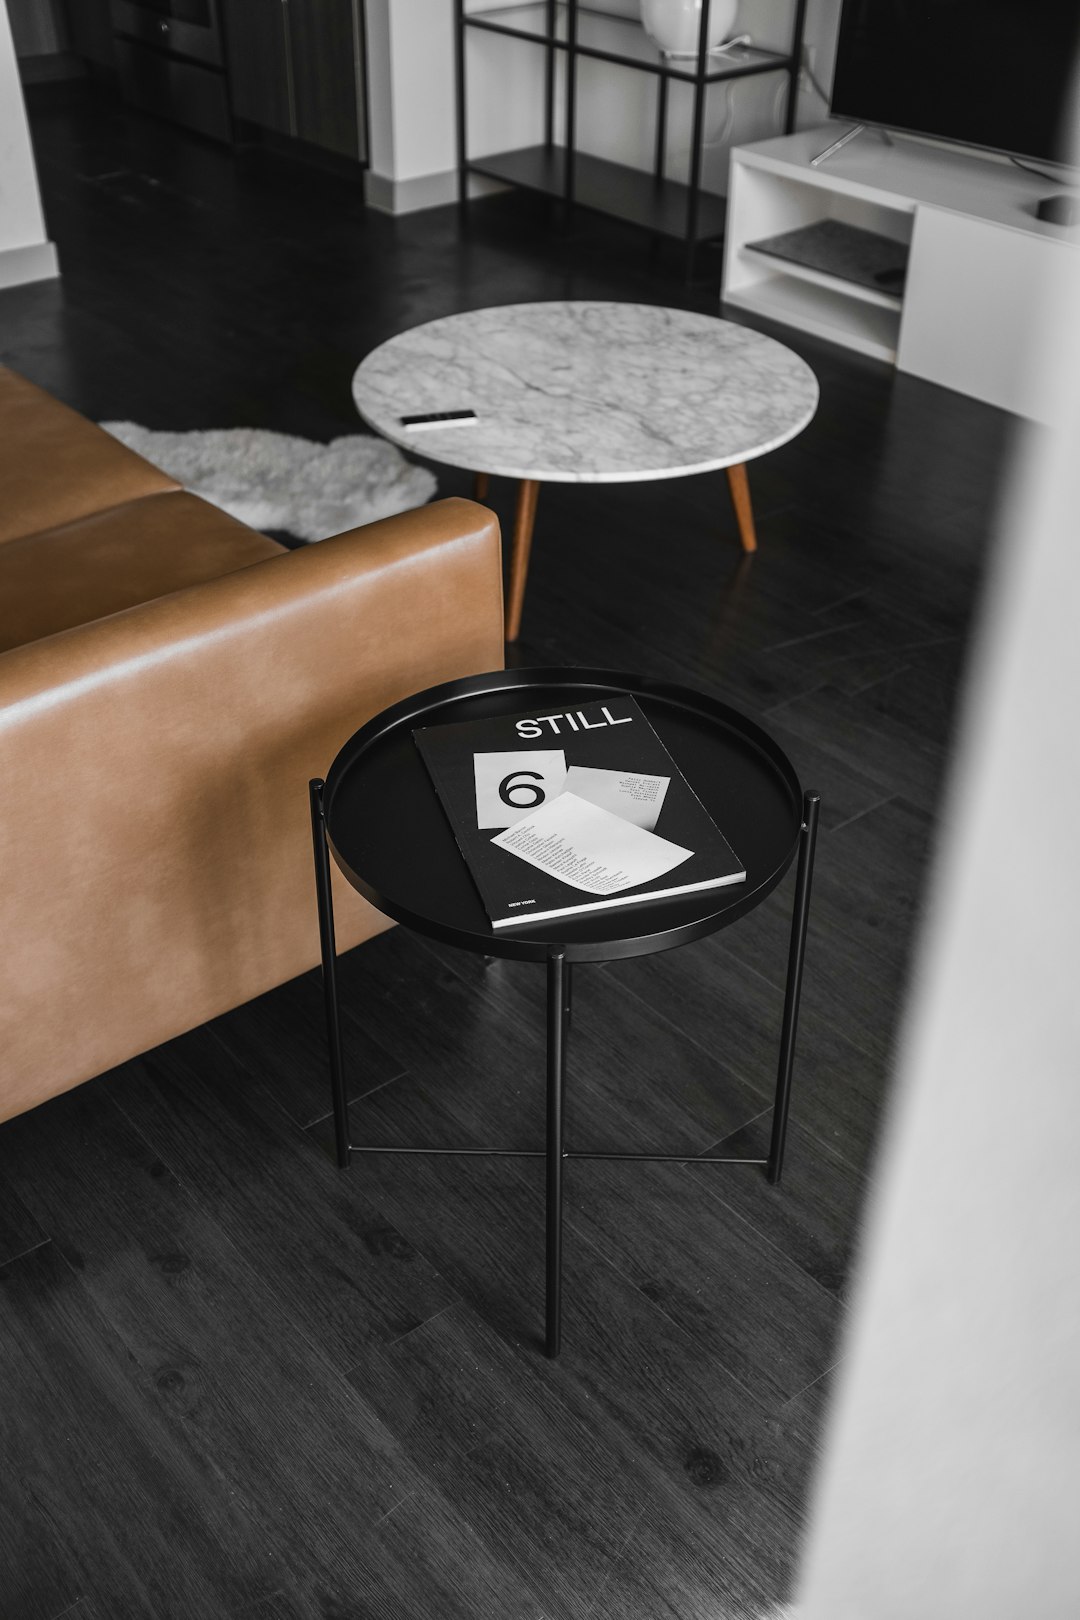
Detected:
left=363, top=168, right=507, bottom=215
left=0, top=240, right=61, bottom=290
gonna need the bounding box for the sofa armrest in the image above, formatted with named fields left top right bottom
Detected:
left=0, top=498, right=504, bottom=1121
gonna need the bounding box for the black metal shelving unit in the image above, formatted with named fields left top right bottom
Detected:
left=454, top=0, right=808, bottom=279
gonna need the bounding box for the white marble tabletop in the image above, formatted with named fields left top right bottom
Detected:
left=352, top=301, right=818, bottom=484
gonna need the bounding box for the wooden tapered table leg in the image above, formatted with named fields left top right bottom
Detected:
left=473, top=471, right=490, bottom=502
left=505, top=478, right=541, bottom=642
left=726, top=462, right=758, bottom=554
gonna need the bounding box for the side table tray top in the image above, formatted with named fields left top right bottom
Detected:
left=310, top=668, right=820, bottom=1357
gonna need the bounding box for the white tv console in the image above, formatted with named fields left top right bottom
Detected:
left=722, top=126, right=1079, bottom=420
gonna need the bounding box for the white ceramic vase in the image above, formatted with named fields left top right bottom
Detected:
left=639, top=0, right=739, bottom=58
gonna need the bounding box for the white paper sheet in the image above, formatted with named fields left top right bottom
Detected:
left=473, top=750, right=567, bottom=829
left=563, top=764, right=670, bottom=832
left=490, top=791, right=693, bottom=896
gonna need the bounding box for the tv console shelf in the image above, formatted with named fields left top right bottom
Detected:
left=723, top=125, right=1079, bottom=418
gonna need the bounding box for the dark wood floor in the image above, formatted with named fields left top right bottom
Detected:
left=0, top=86, right=1015, bottom=1620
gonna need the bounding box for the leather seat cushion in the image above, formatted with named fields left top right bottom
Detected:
left=0, top=367, right=180, bottom=545
left=0, top=491, right=286, bottom=653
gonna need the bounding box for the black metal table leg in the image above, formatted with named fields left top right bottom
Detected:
left=309, top=779, right=351, bottom=1170
left=453, top=0, right=468, bottom=222
left=683, top=0, right=711, bottom=282
left=546, top=950, right=568, bottom=1358
left=768, top=790, right=820, bottom=1185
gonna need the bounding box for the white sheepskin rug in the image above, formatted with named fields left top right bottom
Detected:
left=99, top=422, right=437, bottom=541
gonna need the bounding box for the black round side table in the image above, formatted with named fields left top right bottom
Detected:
left=309, top=668, right=819, bottom=1358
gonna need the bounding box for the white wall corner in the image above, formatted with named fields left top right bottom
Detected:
left=362, top=0, right=395, bottom=181
left=0, top=239, right=60, bottom=289
left=386, top=0, right=457, bottom=184
left=363, top=168, right=506, bottom=216
left=0, top=0, right=60, bottom=284
left=362, top=0, right=459, bottom=212
left=363, top=168, right=455, bottom=215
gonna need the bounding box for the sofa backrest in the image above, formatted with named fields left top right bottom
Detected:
left=0, top=497, right=504, bottom=1122
left=0, top=366, right=179, bottom=544
left=0, top=490, right=285, bottom=654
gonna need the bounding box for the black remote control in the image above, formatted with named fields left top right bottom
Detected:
left=399, top=409, right=478, bottom=431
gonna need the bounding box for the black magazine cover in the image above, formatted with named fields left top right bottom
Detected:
left=414, top=695, right=745, bottom=927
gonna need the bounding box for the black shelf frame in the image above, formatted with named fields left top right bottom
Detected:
left=454, top=0, right=809, bottom=280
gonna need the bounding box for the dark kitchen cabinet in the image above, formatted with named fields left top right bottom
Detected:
left=225, top=0, right=292, bottom=136
left=289, top=0, right=361, bottom=158
left=223, top=0, right=365, bottom=162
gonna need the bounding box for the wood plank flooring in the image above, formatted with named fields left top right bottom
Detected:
left=0, top=83, right=1016, bottom=1619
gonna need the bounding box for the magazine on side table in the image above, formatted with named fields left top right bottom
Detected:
left=414, top=695, right=745, bottom=928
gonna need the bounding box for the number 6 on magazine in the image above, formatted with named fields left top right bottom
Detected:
left=500, top=771, right=546, bottom=810
left=473, top=750, right=568, bottom=829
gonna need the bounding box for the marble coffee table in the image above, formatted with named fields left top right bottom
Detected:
left=352, top=302, right=818, bottom=640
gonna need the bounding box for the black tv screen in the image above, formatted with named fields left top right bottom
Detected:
left=831, top=1, right=1080, bottom=166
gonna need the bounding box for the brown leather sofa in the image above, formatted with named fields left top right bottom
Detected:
left=0, top=366, right=504, bottom=1125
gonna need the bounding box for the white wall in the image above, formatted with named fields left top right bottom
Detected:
left=0, top=0, right=59, bottom=287
left=364, top=0, right=458, bottom=204
left=367, top=0, right=842, bottom=211
left=787, top=71, right=1080, bottom=1620
left=535, top=0, right=842, bottom=193
left=365, top=0, right=534, bottom=212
